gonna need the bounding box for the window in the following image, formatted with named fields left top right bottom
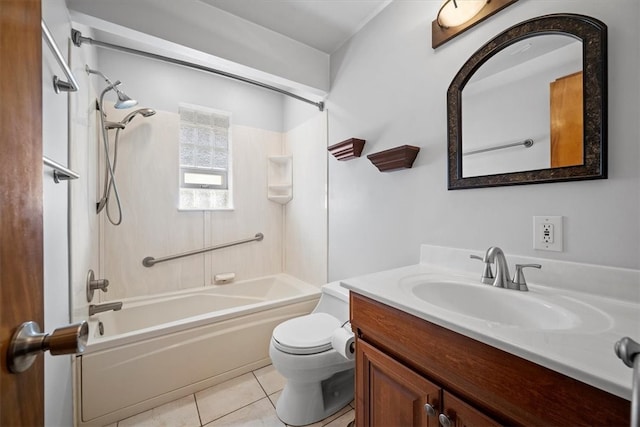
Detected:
left=178, top=104, right=232, bottom=210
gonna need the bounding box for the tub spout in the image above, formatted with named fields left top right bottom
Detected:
left=89, top=302, right=123, bottom=316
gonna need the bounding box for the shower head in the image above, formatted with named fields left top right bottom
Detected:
left=119, top=108, right=156, bottom=125
left=101, top=80, right=137, bottom=110
left=86, top=65, right=138, bottom=109
left=113, top=87, right=137, bottom=109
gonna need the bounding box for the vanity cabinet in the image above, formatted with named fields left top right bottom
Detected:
left=358, top=339, right=499, bottom=427
left=350, top=292, right=630, bottom=427
left=357, top=338, right=438, bottom=426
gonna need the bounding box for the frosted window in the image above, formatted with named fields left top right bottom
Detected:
left=184, top=172, right=223, bottom=186
left=178, top=104, right=232, bottom=210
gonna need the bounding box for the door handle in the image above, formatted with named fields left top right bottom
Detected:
left=6, top=320, right=88, bottom=373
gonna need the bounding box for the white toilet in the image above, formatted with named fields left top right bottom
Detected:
left=269, top=281, right=354, bottom=426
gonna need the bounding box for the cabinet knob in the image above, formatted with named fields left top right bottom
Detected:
left=438, top=413, right=452, bottom=427
left=424, top=403, right=437, bottom=417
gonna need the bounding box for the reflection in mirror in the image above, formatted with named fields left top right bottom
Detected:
left=447, top=14, right=607, bottom=190
left=462, top=35, right=582, bottom=177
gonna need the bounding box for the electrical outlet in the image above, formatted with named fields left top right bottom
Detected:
left=533, top=216, right=563, bottom=251
left=542, top=223, right=553, bottom=243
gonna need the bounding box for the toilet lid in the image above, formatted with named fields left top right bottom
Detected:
left=272, top=313, right=340, bottom=355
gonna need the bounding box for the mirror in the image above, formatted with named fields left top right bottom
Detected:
left=447, top=14, right=607, bottom=189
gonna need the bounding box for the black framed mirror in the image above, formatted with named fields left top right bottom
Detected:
left=447, top=14, right=607, bottom=190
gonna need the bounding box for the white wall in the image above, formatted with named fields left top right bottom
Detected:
left=327, top=0, right=640, bottom=281
left=66, top=0, right=329, bottom=93
left=96, top=49, right=285, bottom=131
left=284, top=108, right=328, bottom=286
left=42, top=2, right=75, bottom=425
left=68, top=22, right=100, bottom=322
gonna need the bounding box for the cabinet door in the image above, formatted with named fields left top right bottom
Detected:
left=439, top=391, right=501, bottom=427
left=356, top=339, right=440, bottom=427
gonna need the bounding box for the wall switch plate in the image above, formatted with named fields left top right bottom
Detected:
left=533, top=216, right=563, bottom=251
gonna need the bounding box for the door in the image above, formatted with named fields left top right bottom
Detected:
left=550, top=71, right=584, bottom=168
left=0, top=0, right=45, bottom=425
left=356, top=339, right=441, bottom=427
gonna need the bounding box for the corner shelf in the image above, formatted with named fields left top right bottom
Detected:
left=367, top=145, right=420, bottom=172
left=328, top=138, right=366, bottom=161
left=267, top=156, right=292, bottom=204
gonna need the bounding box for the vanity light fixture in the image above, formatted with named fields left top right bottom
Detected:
left=432, top=0, right=519, bottom=49
left=436, top=0, right=488, bottom=29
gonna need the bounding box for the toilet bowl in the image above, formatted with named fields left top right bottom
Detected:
left=269, top=281, right=354, bottom=426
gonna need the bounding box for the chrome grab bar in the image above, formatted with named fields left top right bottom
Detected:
left=142, top=233, right=264, bottom=267
left=615, top=337, right=640, bottom=427
left=43, top=156, right=80, bottom=183
left=41, top=19, right=79, bottom=93
left=463, top=138, right=534, bottom=156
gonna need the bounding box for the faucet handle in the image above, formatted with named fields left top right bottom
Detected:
left=512, top=264, right=542, bottom=291
left=470, top=254, right=494, bottom=285
left=86, top=269, right=110, bottom=302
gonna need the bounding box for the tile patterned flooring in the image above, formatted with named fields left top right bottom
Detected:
left=106, top=365, right=355, bottom=427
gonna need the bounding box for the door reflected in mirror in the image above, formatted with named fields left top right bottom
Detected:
left=462, top=35, right=582, bottom=178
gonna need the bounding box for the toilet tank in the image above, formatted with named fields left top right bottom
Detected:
left=312, top=281, right=350, bottom=323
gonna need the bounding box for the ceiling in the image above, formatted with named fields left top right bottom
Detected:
left=199, top=0, right=392, bottom=54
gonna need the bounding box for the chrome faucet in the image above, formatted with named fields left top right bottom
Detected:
left=472, top=247, right=541, bottom=291
left=484, top=247, right=513, bottom=289
left=89, top=302, right=123, bottom=316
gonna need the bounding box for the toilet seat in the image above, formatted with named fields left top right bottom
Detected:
left=272, top=313, right=340, bottom=355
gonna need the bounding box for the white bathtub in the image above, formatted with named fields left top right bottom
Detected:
left=76, top=274, right=320, bottom=426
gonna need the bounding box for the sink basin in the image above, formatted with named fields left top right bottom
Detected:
left=402, top=277, right=610, bottom=331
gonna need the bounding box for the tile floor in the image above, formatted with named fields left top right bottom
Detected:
left=106, top=365, right=355, bottom=427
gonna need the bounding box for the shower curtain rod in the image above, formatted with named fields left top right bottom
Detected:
left=71, top=29, right=324, bottom=112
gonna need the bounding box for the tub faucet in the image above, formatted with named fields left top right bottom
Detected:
left=89, top=302, right=123, bottom=316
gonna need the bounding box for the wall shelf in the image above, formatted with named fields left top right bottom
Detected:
left=267, top=156, right=292, bottom=204
left=328, top=138, right=366, bottom=161
left=367, top=145, right=420, bottom=172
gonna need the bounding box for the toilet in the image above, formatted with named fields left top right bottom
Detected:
left=269, top=281, right=354, bottom=426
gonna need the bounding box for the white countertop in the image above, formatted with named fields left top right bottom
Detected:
left=341, top=248, right=640, bottom=401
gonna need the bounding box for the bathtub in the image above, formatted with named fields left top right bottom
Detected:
left=75, top=274, right=320, bottom=426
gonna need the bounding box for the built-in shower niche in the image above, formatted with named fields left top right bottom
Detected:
left=267, top=155, right=293, bottom=204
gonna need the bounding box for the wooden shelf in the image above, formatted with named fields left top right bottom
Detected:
left=328, top=138, right=366, bottom=161
left=367, top=145, right=420, bottom=172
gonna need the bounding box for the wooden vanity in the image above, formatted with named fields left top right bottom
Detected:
left=351, top=292, right=630, bottom=426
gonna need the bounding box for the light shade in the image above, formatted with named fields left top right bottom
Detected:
left=437, top=0, right=487, bottom=28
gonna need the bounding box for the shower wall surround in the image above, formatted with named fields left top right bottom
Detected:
left=98, top=108, right=283, bottom=299
left=92, top=106, right=327, bottom=302
left=69, top=25, right=101, bottom=320
left=69, top=45, right=327, bottom=309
